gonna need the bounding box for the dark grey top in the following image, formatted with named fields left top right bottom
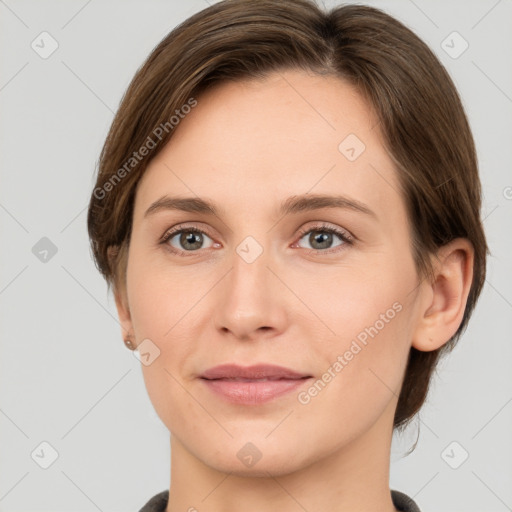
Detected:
left=139, top=489, right=421, bottom=511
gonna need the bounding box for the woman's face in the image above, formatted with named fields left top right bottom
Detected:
left=120, top=69, right=427, bottom=475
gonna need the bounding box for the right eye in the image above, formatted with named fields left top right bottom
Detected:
left=161, top=226, right=216, bottom=254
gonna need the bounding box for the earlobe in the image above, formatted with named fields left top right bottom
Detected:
left=411, top=238, right=474, bottom=352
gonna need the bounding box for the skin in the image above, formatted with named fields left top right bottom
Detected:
left=114, top=69, right=474, bottom=512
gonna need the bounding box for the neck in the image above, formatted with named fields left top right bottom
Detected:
left=165, top=409, right=398, bottom=512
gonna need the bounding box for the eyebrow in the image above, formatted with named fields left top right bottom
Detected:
left=144, top=193, right=377, bottom=219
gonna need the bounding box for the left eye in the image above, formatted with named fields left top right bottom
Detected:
left=296, top=228, right=349, bottom=251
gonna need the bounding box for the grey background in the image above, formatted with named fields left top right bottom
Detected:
left=0, top=0, right=511, bottom=511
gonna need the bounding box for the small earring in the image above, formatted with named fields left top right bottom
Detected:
left=124, top=337, right=135, bottom=350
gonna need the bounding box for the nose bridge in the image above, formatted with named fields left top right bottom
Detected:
left=230, top=233, right=273, bottom=308
left=235, top=234, right=267, bottom=268
left=213, top=233, right=286, bottom=338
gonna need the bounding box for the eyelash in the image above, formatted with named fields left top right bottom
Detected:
left=159, top=222, right=354, bottom=257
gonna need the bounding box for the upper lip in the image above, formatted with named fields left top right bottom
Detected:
left=201, top=364, right=311, bottom=380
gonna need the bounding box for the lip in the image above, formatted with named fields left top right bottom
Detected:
left=201, top=363, right=309, bottom=380
left=200, top=364, right=312, bottom=404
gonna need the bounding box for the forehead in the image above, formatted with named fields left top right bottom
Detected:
left=134, top=69, right=404, bottom=224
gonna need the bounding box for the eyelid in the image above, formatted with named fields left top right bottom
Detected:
left=160, top=221, right=215, bottom=241
left=295, top=221, right=354, bottom=243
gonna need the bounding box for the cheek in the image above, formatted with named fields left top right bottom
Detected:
left=126, top=246, right=206, bottom=338
left=125, top=252, right=214, bottom=420
left=291, top=251, right=416, bottom=406
left=290, top=248, right=416, bottom=346
left=292, top=284, right=413, bottom=443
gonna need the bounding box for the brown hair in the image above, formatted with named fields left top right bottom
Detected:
left=87, top=0, right=488, bottom=431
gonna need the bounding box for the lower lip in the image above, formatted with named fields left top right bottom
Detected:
left=201, top=378, right=311, bottom=404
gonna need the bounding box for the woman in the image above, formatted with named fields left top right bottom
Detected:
left=87, top=1, right=488, bottom=510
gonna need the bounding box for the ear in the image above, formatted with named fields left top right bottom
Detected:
left=114, top=284, right=135, bottom=345
left=108, top=245, right=135, bottom=345
left=412, top=238, right=474, bottom=352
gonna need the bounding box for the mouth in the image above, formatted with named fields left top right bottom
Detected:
left=204, top=377, right=306, bottom=382
left=200, top=363, right=313, bottom=404
left=200, top=363, right=311, bottom=380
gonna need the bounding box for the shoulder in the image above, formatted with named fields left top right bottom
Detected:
left=138, top=490, right=169, bottom=512
left=391, top=489, right=422, bottom=512
left=139, top=489, right=420, bottom=512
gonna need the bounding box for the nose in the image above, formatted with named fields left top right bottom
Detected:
left=213, top=239, right=288, bottom=341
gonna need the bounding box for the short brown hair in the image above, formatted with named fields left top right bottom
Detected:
left=87, top=0, right=488, bottom=430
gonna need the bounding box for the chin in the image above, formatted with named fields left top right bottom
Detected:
left=198, top=439, right=315, bottom=478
